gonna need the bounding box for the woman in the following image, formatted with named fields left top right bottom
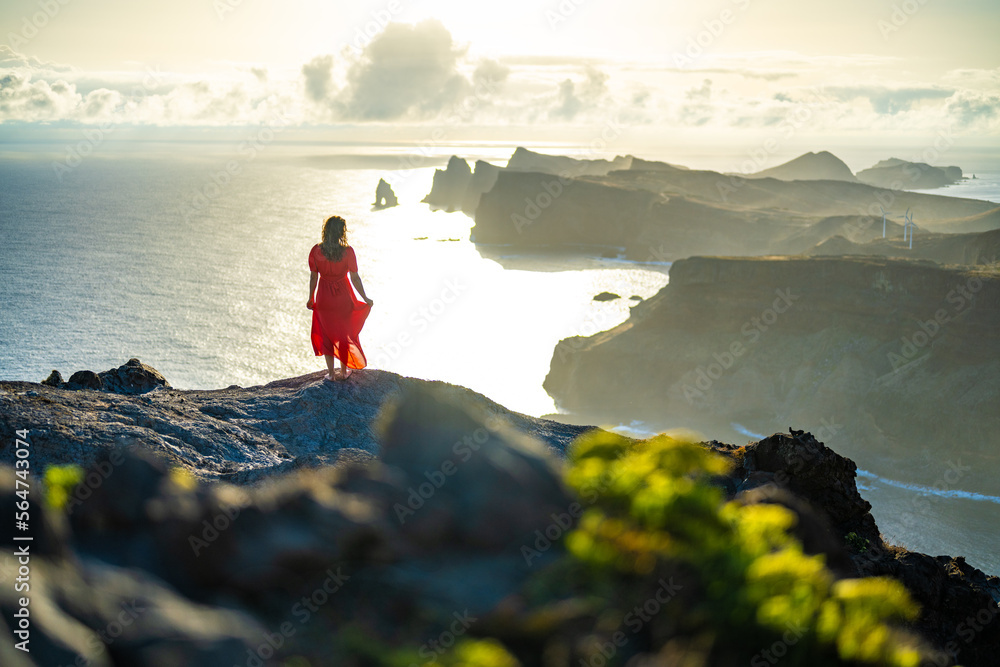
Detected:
left=307, top=216, right=374, bottom=381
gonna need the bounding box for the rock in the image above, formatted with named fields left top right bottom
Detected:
left=593, top=292, right=620, bottom=302
left=421, top=158, right=501, bottom=216
left=0, top=381, right=592, bottom=665
left=629, top=295, right=644, bottom=301
left=41, top=370, right=63, bottom=387
left=67, top=370, right=103, bottom=391
left=423, top=156, right=472, bottom=211
left=1, top=374, right=999, bottom=664
left=377, top=383, right=573, bottom=552
left=711, top=431, right=1000, bottom=666
left=0, top=468, right=262, bottom=667
left=97, top=358, right=169, bottom=395
left=373, top=178, right=398, bottom=209
left=0, top=365, right=591, bottom=484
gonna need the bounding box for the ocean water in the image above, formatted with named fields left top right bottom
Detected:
left=1, top=142, right=997, bottom=575
left=910, top=172, right=1000, bottom=204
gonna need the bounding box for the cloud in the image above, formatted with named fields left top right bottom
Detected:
left=824, top=85, right=954, bottom=114
left=550, top=66, right=608, bottom=120
left=473, top=59, right=510, bottom=87
left=0, top=72, right=81, bottom=121
left=0, top=45, right=72, bottom=73
left=336, top=20, right=473, bottom=120
left=302, top=55, right=335, bottom=103
left=945, top=90, right=1000, bottom=128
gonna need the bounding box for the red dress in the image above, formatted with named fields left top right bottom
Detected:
left=309, top=245, right=371, bottom=369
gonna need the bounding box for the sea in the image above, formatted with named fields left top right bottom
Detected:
left=1, top=140, right=998, bottom=575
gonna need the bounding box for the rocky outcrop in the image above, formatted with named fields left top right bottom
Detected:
left=545, top=256, right=1000, bottom=499
left=373, top=178, right=398, bottom=208
left=0, top=364, right=591, bottom=484
left=0, top=381, right=580, bottom=666
left=40, top=358, right=170, bottom=394
left=423, top=156, right=472, bottom=212
left=858, top=158, right=964, bottom=190
left=746, top=150, right=859, bottom=182
left=713, top=431, right=1000, bottom=666
left=2, top=379, right=998, bottom=665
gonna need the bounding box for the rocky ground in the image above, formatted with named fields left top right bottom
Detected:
left=1, top=359, right=590, bottom=484
left=1, top=361, right=998, bottom=665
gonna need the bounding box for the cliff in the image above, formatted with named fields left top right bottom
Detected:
left=545, top=256, right=1000, bottom=497
left=747, top=150, right=859, bottom=183
left=506, top=146, right=632, bottom=176
left=468, top=152, right=995, bottom=260
left=422, top=157, right=500, bottom=215
left=1, top=364, right=998, bottom=665
left=858, top=159, right=964, bottom=190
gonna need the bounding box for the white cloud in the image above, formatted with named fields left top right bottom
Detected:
left=335, top=19, right=472, bottom=120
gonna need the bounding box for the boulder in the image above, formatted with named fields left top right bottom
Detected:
left=67, top=370, right=103, bottom=391
left=98, top=358, right=169, bottom=395
left=41, top=370, right=63, bottom=387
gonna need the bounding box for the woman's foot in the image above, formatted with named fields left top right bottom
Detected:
left=335, top=368, right=353, bottom=381
left=323, top=373, right=336, bottom=383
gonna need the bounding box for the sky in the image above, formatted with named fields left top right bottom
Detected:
left=1, top=0, right=998, bottom=159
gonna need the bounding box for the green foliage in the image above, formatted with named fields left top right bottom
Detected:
left=42, top=464, right=84, bottom=510
left=846, top=531, right=870, bottom=553
left=563, top=431, right=924, bottom=667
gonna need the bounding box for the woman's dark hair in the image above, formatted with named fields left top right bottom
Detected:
left=321, top=215, right=348, bottom=261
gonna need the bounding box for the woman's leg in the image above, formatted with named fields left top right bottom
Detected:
left=336, top=336, right=351, bottom=378
left=324, top=354, right=338, bottom=380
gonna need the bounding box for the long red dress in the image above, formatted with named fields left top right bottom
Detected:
left=309, top=244, right=371, bottom=369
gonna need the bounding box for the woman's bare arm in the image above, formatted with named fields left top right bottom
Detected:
left=307, top=271, right=318, bottom=308
left=350, top=271, right=373, bottom=305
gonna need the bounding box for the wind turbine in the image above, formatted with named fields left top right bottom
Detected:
left=903, top=208, right=911, bottom=243
left=880, top=206, right=891, bottom=238
left=906, top=210, right=914, bottom=249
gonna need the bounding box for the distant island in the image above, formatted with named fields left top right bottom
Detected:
left=420, top=147, right=996, bottom=261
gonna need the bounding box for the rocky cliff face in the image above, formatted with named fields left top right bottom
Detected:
left=545, top=256, right=1000, bottom=495
left=1, top=366, right=998, bottom=666
left=469, top=154, right=996, bottom=260
left=422, top=157, right=500, bottom=215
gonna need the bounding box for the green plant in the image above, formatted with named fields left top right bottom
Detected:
left=562, top=431, right=925, bottom=667
left=42, top=464, right=84, bottom=510
left=846, top=531, right=870, bottom=553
